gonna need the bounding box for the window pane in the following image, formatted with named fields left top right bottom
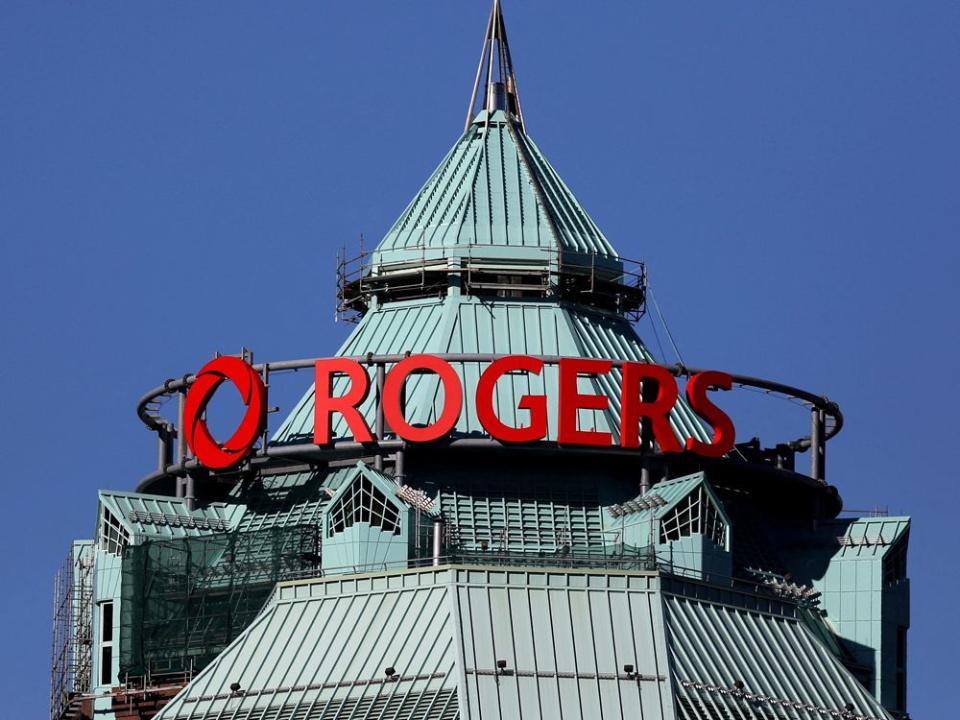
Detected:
left=101, top=602, right=113, bottom=642
left=100, top=646, right=112, bottom=686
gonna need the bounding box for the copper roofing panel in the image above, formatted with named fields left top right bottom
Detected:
left=154, top=567, right=679, bottom=720
left=827, top=517, right=910, bottom=558
left=606, top=473, right=727, bottom=524
left=375, top=110, right=617, bottom=262
left=236, top=496, right=324, bottom=534
left=153, top=569, right=460, bottom=720
left=98, top=490, right=241, bottom=539
left=452, top=567, right=675, bottom=719
left=664, top=592, right=892, bottom=719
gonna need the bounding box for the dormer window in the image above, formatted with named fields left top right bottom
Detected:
left=98, top=506, right=129, bottom=556
left=328, top=475, right=401, bottom=537
left=659, top=486, right=727, bottom=547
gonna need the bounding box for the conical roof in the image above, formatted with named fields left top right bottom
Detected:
left=283, top=1, right=704, bottom=448
left=374, top=109, right=618, bottom=265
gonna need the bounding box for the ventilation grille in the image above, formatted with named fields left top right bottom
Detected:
left=441, top=492, right=603, bottom=553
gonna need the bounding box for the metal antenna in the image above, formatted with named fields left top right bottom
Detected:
left=464, top=0, right=526, bottom=133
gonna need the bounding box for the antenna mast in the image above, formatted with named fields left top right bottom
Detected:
left=464, top=0, right=526, bottom=132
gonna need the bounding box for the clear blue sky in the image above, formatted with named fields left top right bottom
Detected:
left=2, top=1, right=957, bottom=715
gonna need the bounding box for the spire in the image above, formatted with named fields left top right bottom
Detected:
left=465, top=0, right=526, bottom=132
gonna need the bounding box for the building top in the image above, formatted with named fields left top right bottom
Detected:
left=48, top=4, right=911, bottom=719
left=371, top=0, right=618, bottom=271
left=374, top=108, right=618, bottom=266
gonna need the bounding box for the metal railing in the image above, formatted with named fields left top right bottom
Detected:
left=335, top=244, right=648, bottom=322
left=135, top=352, right=842, bottom=494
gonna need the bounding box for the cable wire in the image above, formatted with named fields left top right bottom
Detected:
left=648, top=286, right=686, bottom=365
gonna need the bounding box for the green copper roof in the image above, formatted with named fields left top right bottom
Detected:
left=374, top=110, right=617, bottom=265
left=664, top=590, right=892, bottom=719
left=826, top=517, right=910, bottom=559
left=149, top=566, right=895, bottom=720
left=98, top=490, right=241, bottom=540
left=273, top=296, right=709, bottom=447
left=607, top=473, right=721, bottom=522
left=153, top=568, right=461, bottom=720
left=603, top=473, right=732, bottom=556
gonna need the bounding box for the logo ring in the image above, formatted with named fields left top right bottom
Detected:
left=183, top=357, right=267, bottom=470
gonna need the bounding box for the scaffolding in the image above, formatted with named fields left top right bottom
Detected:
left=335, top=244, right=647, bottom=324
left=119, top=524, right=320, bottom=681
left=50, top=542, right=94, bottom=720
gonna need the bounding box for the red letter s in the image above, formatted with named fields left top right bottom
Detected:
left=685, top=371, right=735, bottom=458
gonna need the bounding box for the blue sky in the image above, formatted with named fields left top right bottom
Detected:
left=1, top=1, right=957, bottom=715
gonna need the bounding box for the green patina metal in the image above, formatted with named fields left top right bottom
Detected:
left=606, top=473, right=733, bottom=581
left=98, top=491, right=243, bottom=541
left=320, top=462, right=435, bottom=574
left=662, top=577, right=892, bottom=719
left=51, top=3, right=910, bottom=719
left=375, top=109, right=617, bottom=264
left=148, top=567, right=894, bottom=720
left=783, top=517, right=911, bottom=708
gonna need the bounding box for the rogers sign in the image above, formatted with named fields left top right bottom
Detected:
left=184, top=355, right=735, bottom=470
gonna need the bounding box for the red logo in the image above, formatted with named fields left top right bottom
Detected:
left=183, top=357, right=267, bottom=470
left=313, top=354, right=735, bottom=457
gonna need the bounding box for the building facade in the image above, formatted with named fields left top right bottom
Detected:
left=50, top=4, right=910, bottom=719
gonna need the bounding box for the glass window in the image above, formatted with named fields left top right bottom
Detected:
left=659, top=486, right=727, bottom=547
left=328, top=475, right=401, bottom=537
left=98, top=602, right=114, bottom=687
left=98, top=507, right=129, bottom=556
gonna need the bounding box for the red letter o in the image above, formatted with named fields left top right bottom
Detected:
left=382, top=355, right=463, bottom=442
